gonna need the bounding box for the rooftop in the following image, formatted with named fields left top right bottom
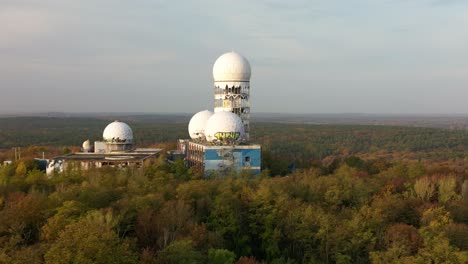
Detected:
left=52, top=148, right=161, bottom=162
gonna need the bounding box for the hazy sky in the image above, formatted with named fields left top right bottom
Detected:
left=1, top=0, right=467, bottom=114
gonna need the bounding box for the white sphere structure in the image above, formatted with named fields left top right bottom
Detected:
left=82, top=139, right=92, bottom=152
left=213, top=51, right=251, bottom=82
left=188, top=110, right=213, bottom=140
left=103, top=121, right=134, bottom=143
left=102, top=121, right=134, bottom=152
left=213, top=51, right=251, bottom=142
left=205, top=111, right=245, bottom=143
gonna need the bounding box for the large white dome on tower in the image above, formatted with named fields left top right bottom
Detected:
left=188, top=110, right=213, bottom=140
left=205, top=111, right=245, bottom=143
left=103, top=121, right=134, bottom=143
left=213, top=51, right=251, bottom=82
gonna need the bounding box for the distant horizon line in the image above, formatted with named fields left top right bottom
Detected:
left=1, top=111, right=467, bottom=117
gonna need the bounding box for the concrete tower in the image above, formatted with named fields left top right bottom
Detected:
left=212, top=51, right=251, bottom=142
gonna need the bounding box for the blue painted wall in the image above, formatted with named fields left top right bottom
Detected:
left=204, top=147, right=261, bottom=175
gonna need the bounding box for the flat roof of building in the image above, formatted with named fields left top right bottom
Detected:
left=52, top=148, right=161, bottom=162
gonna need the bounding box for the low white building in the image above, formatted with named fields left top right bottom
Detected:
left=47, top=120, right=160, bottom=175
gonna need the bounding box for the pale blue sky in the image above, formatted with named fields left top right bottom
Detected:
left=1, top=0, right=467, bottom=114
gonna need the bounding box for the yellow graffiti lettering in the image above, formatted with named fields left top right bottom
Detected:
left=214, top=132, right=240, bottom=140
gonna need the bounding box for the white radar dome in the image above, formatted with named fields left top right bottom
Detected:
left=213, top=51, right=251, bottom=82
left=205, top=111, right=245, bottom=143
left=188, top=110, right=213, bottom=140
left=82, top=139, right=92, bottom=151
left=103, top=121, right=134, bottom=144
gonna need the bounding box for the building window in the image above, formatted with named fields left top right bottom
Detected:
left=245, top=156, right=250, bottom=167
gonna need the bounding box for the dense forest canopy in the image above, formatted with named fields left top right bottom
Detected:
left=0, top=116, right=466, bottom=263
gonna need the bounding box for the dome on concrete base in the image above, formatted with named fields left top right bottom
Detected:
left=103, top=121, right=134, bottom=144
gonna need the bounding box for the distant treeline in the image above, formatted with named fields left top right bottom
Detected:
left=0, top=117, right=466, bottom=175
left=0, top=117, right=188, bottom=148
left=254, top=123, right=467, bottom=174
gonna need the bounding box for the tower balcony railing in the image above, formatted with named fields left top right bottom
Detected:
left=214, top=86, right=250, bottom=95
left=214, top=99, right=250, bottom=108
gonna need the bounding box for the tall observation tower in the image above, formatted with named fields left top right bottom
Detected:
left=177, top=51, right=261, bottom=176
left=212, top=52, right=251, bottom=142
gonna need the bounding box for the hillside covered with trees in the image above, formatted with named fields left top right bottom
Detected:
left=0, top=117, right=466, bottom=263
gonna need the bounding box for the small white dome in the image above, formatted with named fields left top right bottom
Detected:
left=205, top=111, right=244, bottom=143
left=82, top=139, right=92, bottom=151
left=103, top=121, right=133, bottom=144
left=213, top=51, right=251, bottom=82
left=188, top=110, right=213, bottom=140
